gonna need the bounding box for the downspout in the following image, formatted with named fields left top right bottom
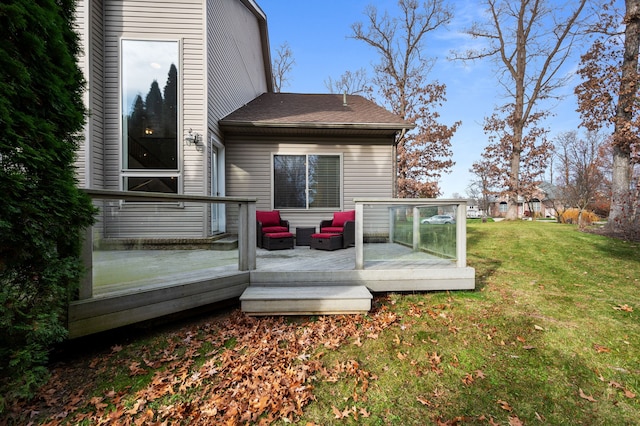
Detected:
left=393, top=128, right=408, bottom=198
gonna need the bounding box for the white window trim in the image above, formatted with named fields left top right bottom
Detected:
left=118, top=37, right=183, bottom=199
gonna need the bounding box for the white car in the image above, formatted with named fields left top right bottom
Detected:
left=420, top=214, right=455, bottom=224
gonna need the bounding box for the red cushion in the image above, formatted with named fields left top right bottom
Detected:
left=321, top=226, right=344, bottom=233
left=264, top=232, right=293, bottom=238
left=256, top=210, right=281, bottom=227
left=312, top=233, right=341, bottom=239
left=332, top=210, right=355, bottom=227
left=262, top=225, right=288, bottom=233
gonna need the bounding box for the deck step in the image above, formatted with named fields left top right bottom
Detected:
left=240, top=285, right=372, bottom=316
left=210, top=235, right=238, bottom=251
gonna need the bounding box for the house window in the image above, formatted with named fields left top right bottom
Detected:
left=121, top=39, right=179, bottom=193
left=531, top=198, right=541, bottom=212
left=499, top=202, right=508, bottom=213
left=273, top=154, right=341, bottom=209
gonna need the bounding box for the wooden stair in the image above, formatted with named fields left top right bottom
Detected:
left=240, top=285, right=372, bottom=316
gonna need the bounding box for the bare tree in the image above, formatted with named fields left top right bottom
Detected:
left=272, top=42, right=295, bottom=93
left=470, top=159, right=500, bottom=218
left=452, top=0, right=588, bottom=219
left=575, top=0, right=640, bottom=233
left=553, top=130, right=608, bottom=227
left=351, top=0, right=460, bottom=197
left=324, top=68, right=372, bottom=96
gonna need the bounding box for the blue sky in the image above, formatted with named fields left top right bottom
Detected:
left=258, top=0, right=587, bottom=197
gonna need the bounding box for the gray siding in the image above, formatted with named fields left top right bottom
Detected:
left=206, top=0, right=268, bottom=139
left=76, top=0, right=105, bottom=189
left=98, top=0, right=206, bottom=238
left=76, top=0, right=268, bottom=238
left=225, top=136, right=395, bottom=233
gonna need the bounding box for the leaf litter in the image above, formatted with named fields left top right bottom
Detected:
left=5, top=300, right=398, bottom=425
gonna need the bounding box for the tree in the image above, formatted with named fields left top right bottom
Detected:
left=272, top=42, right=295, bottom=93
left=0, top=0, right=95, bottom=404
left=469, top=159, right=500, bottom=218
left=324, top=68, right=372, bottom=96
left=480, top=109, right=553, bottom=218
left=575, top=0, right=640, bottom=234
left=351, top=0, right=460, bottom=198
left=163, top=63, right=178, bottom=137
left=553, top=130, right=609, bottom=227
left=453, top=0, right=588, bottom=219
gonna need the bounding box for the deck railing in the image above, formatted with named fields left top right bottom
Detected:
left=79, top=189, right=257, bottom=300
left=354, top=198, right=468, bottom=270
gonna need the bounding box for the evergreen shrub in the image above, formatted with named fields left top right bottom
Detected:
left=0, top=0, right=95, bottom=408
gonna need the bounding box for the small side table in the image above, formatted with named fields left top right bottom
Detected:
left=295, top=226, right=316, bottom=246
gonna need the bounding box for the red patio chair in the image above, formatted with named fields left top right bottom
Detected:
left=256, top=210, right=289, bottom=248
left=319, top=210, right=355, bottom=249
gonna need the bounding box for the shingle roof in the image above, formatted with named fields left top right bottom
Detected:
left=220, top=93, right=414, bottom=132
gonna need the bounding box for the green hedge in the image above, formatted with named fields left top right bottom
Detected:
left=0, top=0, right=95, bottom=408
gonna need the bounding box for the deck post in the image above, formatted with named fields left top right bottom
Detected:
left=238, top=202, right=256, bottom=271
left=412, top=206, right=420, bottom=251
left=79, top=225, right=93, bottom=299
left=355, top=202, right=364, bottom=270
left=455, top=201, right=467, bottom=268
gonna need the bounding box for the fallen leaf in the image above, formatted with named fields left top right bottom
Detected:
left=497, top=400, right=513, bottom=412
left=332, top=405, right=346, bottom=419
left=475, top=370, right=486, bottom=379
left=613, top=304, right=633, bottom=312
left=509, top=415, right=524, bottom=426
left=516, top=336, right=526, bottom=343
left=593, top=344, right=611, bottom=353
left=359, top=407, right=371, bottom=418
left=397, top=351, right=407, bottom=360
left=416, top=396, right=431, bottom=406
left=462, top=373, right=475, bottom=385
left=579, top=388, right=597, bottom=402
left=624, top=389, right=636, bottom=399
left=534, top=325, right=544, bottom=331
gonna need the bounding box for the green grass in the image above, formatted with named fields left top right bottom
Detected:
left=291, top=221, right=640, bottom=425
left=4, top=221, right=638, bottom=425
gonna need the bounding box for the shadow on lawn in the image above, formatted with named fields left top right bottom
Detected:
left=590, top=235, right=640, bottom=264
left=466, top=226, right=502, bottom=292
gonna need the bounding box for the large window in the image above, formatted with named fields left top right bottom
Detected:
left=121, top=40, right=179, bottom=193
left=273, top=154, right=341, bottom=209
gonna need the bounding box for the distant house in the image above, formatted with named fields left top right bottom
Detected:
left=74, top=0, right=412, bottom=238
left=488, top=186, right=556, bottom=219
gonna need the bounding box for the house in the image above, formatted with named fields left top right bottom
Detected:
left=70, top=0, right=474, bottom=337
left=75, top=0, right=273, bottom=238
left=220, top=92, right=414, bottom=231
left=488, top=189, right=555, bottom=219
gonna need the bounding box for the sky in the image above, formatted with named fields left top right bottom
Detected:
left=257, top=0, right=589, bottom=198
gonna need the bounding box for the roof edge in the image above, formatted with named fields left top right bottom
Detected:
left=220, top=120, right=416, bottom=131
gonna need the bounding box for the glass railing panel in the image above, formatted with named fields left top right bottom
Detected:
left=87, top=196, right=240, bottom=297
left=360, top=202, right=458, bottom=267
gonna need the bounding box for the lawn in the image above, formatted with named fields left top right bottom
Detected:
left=3, top=221, right=639, bottom=425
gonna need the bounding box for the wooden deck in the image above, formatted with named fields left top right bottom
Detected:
left=68, top=243, right=475, bottom=338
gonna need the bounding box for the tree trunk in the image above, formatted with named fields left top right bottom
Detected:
left=609, top=145, right=631, bottom=228
left=609, top=0, right=640, bottom=229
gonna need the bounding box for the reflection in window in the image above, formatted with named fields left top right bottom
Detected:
left=273, top=154, right=341, bottom=209
left=121, top=40, right=179, bottom=192
left=499, top=202, right=508, bottom=213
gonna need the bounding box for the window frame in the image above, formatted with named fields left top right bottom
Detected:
left=271, top=153, right=343, bottom=211
left=119, top=38, right=182, bottom=197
